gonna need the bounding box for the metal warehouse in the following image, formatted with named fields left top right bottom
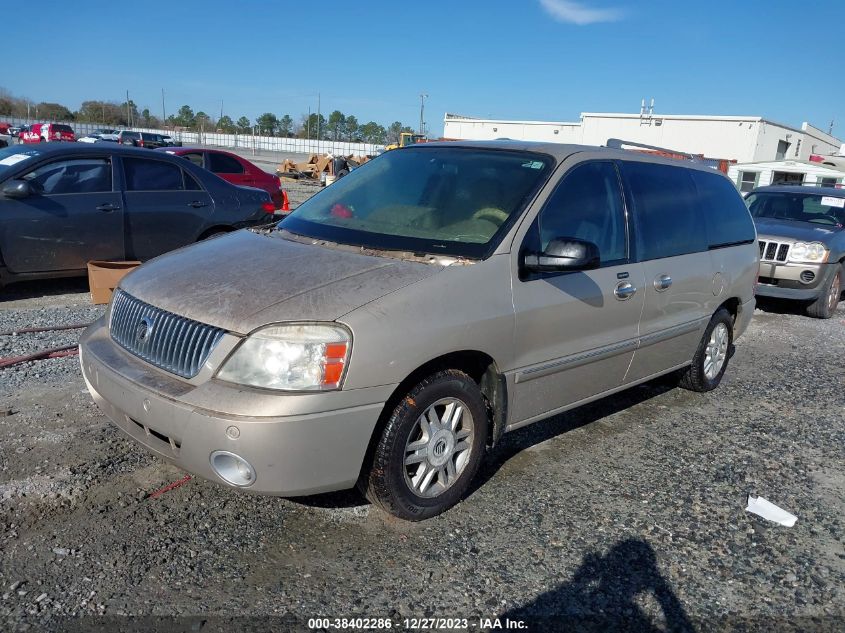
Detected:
left=443, top=110, right=843, bottom=163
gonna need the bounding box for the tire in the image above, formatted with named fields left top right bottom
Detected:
left=806, top=269, right=841, bottom=319
left=361, top=369, right=489, bottom=521
left=679, top=308, right=733, bottom=393
left=199, top=230, right=228, bottom=241
left=336, top=168, right=349, bottom=179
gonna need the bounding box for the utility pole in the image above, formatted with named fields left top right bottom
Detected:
left=126, top=90, right=132, bottom=127
left=161, top=88, right=166, bottom=126
left=220, top=100, right=224, bottom=121
left=317, top=93, right=321, bottom=142
left=419, top=93, right=428, bottom=135
left=307, top=106, right=311, bottom=140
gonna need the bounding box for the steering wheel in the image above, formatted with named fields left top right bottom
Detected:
left=471, top=207, right=508, bottom=226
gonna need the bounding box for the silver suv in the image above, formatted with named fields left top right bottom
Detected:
left=80, top=141, right=758, bottom=520
left=747, top=185, right=844, bottom=318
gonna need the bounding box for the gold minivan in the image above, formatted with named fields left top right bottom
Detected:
left=80, top=141, right=758, bottom=519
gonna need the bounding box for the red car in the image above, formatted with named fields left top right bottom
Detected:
left=158, top=147, right=287, bottom=211
left=20, top=123, right=76, bottom=143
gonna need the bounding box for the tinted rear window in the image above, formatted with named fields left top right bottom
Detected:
left=208, top=153, right=244, bottom=174
left=622, top=161, right=706, bottom=260
left=55, top=125, right=74, bottom=133
left=123, top=158, right=185, bottom=191
left=690, top=170, right=756, bottom=248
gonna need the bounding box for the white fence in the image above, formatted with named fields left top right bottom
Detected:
left=4, top=116, right=384, bottom=156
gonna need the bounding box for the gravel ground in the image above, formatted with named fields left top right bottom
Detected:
left=0, top=282, right=843, bottom=632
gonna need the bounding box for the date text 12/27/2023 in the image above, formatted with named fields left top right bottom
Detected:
left=307, top=617, right=527, bottom=630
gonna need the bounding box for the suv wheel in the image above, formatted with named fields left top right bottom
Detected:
left=361, top=370, right=489, bottom=520
left=679, top=308, right=733, bottom=392
left=806, top=269, right=841, bottom=319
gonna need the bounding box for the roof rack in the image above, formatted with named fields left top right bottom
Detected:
left=606, top=138, right=702, bottom=162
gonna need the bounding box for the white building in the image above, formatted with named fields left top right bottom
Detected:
left=727, top=160, right=845, bottom=193
left=443, top=112, right=843, bottom=164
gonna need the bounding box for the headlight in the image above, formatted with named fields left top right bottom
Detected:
left=788, top=241, right=828, bottom=263
left=217, top=323, right=351, bottom=391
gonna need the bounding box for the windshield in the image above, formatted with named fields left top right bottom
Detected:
left=0, top=145, right=44, bottom=178
left=279, top=146, right=553, bottom=258
left=746, top=191, right=845, bottom=227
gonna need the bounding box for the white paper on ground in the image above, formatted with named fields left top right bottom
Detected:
left=745, top=495, right=797, bottom=527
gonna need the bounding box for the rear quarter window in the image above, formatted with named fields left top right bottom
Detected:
left=622, top=161, right=707, bottom=260
left=690, top=170, right=756, bottom=248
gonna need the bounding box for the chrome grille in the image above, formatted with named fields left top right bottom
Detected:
left=109, top=290, right=225, bottom=378
left=758, top=240, right=790, bottom=262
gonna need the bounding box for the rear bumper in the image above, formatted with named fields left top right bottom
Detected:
left=735, top=298, right=755, bottom=339
left=80, top=320, right=391, bottom=496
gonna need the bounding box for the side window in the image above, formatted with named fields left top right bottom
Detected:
left=534, top=161, right=627, bottom=264
left=123, top=158, right=184, bottom=191
left=180, top=152, right=205, bottom=167
left=22, top=158, right=112, bottom=195
left=208, top=153, right=244, bottom=174
left=623, top=162, right=707, bottom=260
left=737, top=171, right=758, bottom=193
left=184, top=170, right=202, bottom=191
left=691, top=170, right=756, bottom=248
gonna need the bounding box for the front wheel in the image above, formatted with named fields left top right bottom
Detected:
left=679, top=308, right=734, bottom=392
left=361, top=370, right=489, bottom=521
left=806, top=269, right=841, bottom=319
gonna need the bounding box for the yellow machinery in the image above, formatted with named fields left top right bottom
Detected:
left=384, top=132, right=427, bottom=151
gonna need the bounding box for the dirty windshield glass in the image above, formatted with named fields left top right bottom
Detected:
left=0, top=145, right=43, bottom=178
left=746, top=192, right=845, bottom=226
left=280, top=146, right=553, bottom=258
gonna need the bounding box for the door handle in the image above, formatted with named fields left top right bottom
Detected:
left=614, top=281, right=637, bottom=301
left=187, top=200, right=209, bottom=208
left=654, top=274, right=673, bottom=292
left=96, top=203, right=120, bottom=212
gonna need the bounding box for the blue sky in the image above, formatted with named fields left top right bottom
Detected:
left=5, top=0, right=844, bottom=136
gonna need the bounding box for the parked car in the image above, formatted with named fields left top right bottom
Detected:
left=161, top=134, right=181, bottom=147
left=0, top=143, right=276, bottom=288
left=10, top=125, right=27, bottom=138
left=79, top=141, right=758, bottom=520
left=77, top=129, right=119, bottom=143
left=20, top=123, right=76, bottom=143
left=159, top=147, right=286, bottom=210
left=115, top=131, right=166, bottom=149
left=746, top=184, right=844, bottom=318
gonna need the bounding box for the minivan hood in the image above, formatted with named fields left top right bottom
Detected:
left=754, top=217, right=840, bottom=244
left=119, top=230, right=443, bottom=334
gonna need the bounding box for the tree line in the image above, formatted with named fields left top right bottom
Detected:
left=0, top=87, right=416, bottom=144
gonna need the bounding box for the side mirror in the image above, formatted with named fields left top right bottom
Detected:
left=2, top=179, right=32, bottom=199
left=523, top=237, right=600, bottom=273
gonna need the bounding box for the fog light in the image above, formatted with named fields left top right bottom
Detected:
left=799, top=270, right=815, bottom=284
left=209, top=451, right=256, bottom=487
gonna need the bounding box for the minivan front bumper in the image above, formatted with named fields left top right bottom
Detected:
left=755, top=262, right=837, bottom=301
left=80, top=319, right=391, bottom=496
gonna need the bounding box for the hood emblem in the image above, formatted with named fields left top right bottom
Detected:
left=136, top=317, right=154, bottom=343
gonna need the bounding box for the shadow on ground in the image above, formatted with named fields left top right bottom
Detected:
left=502, top=538, right=694, bottom=632
left=0, top=277, right=90, bottom=303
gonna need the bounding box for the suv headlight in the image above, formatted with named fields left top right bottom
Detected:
left=788, top=241, right=828, bottom=263
left=217, top=323, right=351, bottom=391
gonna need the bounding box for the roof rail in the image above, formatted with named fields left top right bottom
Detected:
left=606, top=138, right=701, bottom=162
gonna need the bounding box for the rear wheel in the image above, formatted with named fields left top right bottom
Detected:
left=806, top=269, right=841, bottom=319
left=679, top=308, right=733, bottom=392
left=361, top=370, right=489, bottom=521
